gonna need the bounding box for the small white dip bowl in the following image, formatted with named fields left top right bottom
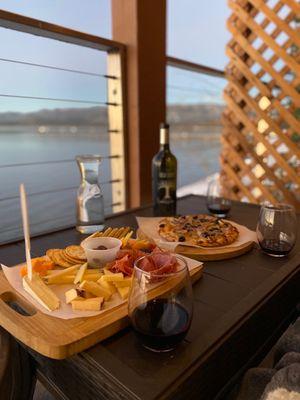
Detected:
left=81, top=237, right=122, bottom=268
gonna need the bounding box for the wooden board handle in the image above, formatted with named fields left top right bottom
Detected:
left=0, top=291, right=40, bottom=333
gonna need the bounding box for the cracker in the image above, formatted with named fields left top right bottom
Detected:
left=46, top=249, right=58, bottom=263
left=61, top=250, right=82, bottom=264
left=51, top=249, right=74, bottom=268
left=65, top=245, right=86, bottom=261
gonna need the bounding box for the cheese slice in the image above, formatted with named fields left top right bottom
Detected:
left=23, top=273, right=60, bottom=311
left=65, top=288, right=84, bottom=304
left=71, top=297, right=103, bottom=311
left=104, top=268, right=114, bottom=275
left=113, top=277, right=132, bottom=288
left=45, top=275, right=75, bottom=285
left=98, top=276, right=117, bottom=295
left=74, top=263, right=87, bottom=284
left=79, top=280, right=111, bottom=301
left=117, top=286, right=130, bottom=300
left=101, top=273, right=124, bottom=282
left=46, top=264, right=81, bottom=283
left=47, top=269, right=101, bottom=276
left=45, top=273, right=101, bottom=285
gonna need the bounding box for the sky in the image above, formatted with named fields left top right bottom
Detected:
left=0, top=0, right=230, bottom=112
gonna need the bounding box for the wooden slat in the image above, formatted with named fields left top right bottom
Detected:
left=0, top=10, right=124, bottom=52
left=166, top=56, right=225, bottom=77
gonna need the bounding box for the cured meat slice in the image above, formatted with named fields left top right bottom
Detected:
left=108, top=246, right=179, bottom=277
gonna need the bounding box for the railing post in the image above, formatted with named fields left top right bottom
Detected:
left=107, top=49, right=127, bottom=212
left=111, top=0, right=167, bottom=207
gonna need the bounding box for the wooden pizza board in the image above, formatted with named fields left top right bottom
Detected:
left=137, top=228, right=255, bottom=261
left=175, top=241, right=255, bottom=261
left=0, top=264, right=203, bottom=360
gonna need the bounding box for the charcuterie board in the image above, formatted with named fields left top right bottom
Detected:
left=0, top=263, right=203, bottom=360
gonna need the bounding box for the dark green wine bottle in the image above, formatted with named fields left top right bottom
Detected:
left=152, top=123, right=177, bottom=216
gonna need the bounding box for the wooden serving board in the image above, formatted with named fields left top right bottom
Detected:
left=175, top=241, right=254, bottom=261
left=0, top=265, right=203, bottom=360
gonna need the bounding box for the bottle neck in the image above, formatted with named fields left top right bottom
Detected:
left=160, top=128, right=170, bottom=150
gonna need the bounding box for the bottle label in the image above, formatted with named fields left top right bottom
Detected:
left=156, top=177, right=176, bottom=205
left=158, top=172, right=176, bottom=179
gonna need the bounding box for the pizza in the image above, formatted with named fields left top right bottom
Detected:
left=158, top=214, right=239, bottom=247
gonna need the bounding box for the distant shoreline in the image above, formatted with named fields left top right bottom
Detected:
left=0, top=124, right=222, bottom=141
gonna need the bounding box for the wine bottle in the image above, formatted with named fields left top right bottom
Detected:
left=152, top=123, right=177, bottom=216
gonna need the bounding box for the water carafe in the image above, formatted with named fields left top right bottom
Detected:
left=76, top=155, right=104, bottom=233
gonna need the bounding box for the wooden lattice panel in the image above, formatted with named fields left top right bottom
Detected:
left=221, top=0, right=300, bottom=210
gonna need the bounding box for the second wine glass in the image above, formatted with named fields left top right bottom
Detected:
left=206, top=176, right=231, bottom=218
left=256, top=203, right=297, bottom=257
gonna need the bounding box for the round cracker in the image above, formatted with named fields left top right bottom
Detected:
left=61, top=250, right=82, bottom=265
left=46, top=249, right=58, bottom=263
left=51, top=249, right=74, bottom=268
left=65, top=245, right=86, bottom=261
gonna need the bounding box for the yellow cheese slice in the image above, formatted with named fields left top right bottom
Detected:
left=101, top=273, right=124, bottom=282
left=113, top=277, right=132, bottom=288
left=46, top=274, right=102, bottom=285
left=117, top=286, right=130, bottom=300
left=23, top=274, right=60, bottom=311
left=98, top=276, right=117, bottom=295
left=46, top=264, right=81, bottom=283
left=71, top=297, right=103, bottom=311
left=79, top=280, right=111, bottom=301
left=65, top=288, right=84, bottom=304
left=74, top=263, right=87, bottom=284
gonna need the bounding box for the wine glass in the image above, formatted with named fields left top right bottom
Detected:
left=128, top=255, right=193, bottom=352
left=206, top=176, right=231, bottom=218
left=256, top=203, right=297, bottom=257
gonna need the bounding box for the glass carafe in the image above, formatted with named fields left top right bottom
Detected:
left=76, top=155, right=104, bottom=234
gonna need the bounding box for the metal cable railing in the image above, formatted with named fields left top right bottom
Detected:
left=0, top=180, right=122, bottom=202
left=0, top=156, right=121, bottom=169
left=0, top=57, right=117, bottom=79
left=1, top=201, right=122, bottom=239
left=0, top=93, right=118, bottom=106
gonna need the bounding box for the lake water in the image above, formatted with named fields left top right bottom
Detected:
left=0, top=126, right=221, bottom=243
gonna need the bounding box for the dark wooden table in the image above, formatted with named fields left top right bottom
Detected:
left=1, top=195, right=300, bottom=400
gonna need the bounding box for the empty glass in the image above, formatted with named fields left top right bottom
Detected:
left=76, top=155, right=105, bottom=234
left=206, top=176, right=231, bottom=218
left=256, top=203, right=297, bottom=257
left=128, top=255, right=193, bottom=352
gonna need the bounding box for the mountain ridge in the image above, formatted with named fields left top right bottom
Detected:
left=0, top=104, right=224, bottom=126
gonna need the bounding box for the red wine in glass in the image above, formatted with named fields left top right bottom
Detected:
left=259, top=239, right=294, bottom=257
left=131, top=298, right=191, bottom=352
left=206, top=177, right=231, bottom=218
left=207, top=203, right=231, bottom=218
left=256, top=204, right=297, bottom=258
